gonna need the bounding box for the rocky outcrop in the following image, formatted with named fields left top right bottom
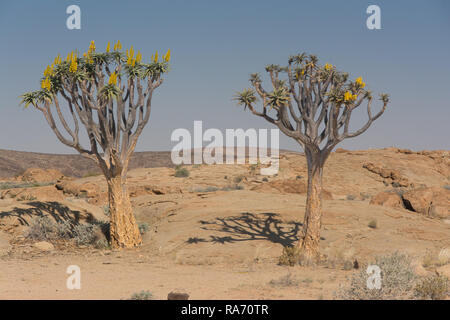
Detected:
left=16, top=168, right=65, bottom=183
left=55, top=181, right=99, bottom=198
left=363, top=162, right=411, bottom=187
left=370, top=191, right=404, bottom=209
left=128, top=184, right=183, bottom=197
left=251, top=179, right=333, bottom=199
left=402, top=187, right=449, bottom=218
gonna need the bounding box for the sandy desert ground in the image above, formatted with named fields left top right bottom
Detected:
left=0, top=147, right=449, bottom=299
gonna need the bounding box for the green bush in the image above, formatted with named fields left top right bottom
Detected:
left=130, top=290, right=153, bottom=300
left=138, top=222, right=149, bottom=235
left=174, top=167, right=189, bottom=177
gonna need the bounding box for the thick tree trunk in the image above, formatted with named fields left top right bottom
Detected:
left=107, top=174, right=142, bottom=248
left=297, top=150, right=324, bottom=264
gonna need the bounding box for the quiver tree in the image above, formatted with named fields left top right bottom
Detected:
left=21, top=40, right=170, bottom=248
left=234, top=53, right=389, bottom=263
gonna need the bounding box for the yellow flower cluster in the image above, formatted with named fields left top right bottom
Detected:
left=355, top=77, right=365, bottom=88
left=344, top=91, right=357, bottom=102
left=53, top=54, right=62, bottom=65
left=108, top=71, right=118, bottom=85
left=324, top=63, right=333, bottom=71
left=151, top=49, right=171, bottom=63
left=41, top=77, right=51, bottom=91
left=113, top=40, right=122, bottom=51
left=43, top=64, right=54, bottom=77
left=163, top=49, right=170, bottom=62
left=83, top=40, right=96, bottom=64
left=126, top=46, right=141, bottom=66
left=66, top=51, right=78, bottom=72
left=88, top=40, right=96, bottom=53
left=106, top=41, right=111, bottom=53
left=151, top=51, right=159, bottom=63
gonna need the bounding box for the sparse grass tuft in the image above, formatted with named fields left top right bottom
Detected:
left=82, top=172, right=101, bottom=178
left=360, top=192, right=371, bottom=200
left=346, top=194, right=356, bottom=201
left=192, top=186, right=219, bottom=193
left=0, top=181, right=53, bottom=190
left=414, top=275, right=449, bottom=300
left=268, top=273, right=299, bottom=287
left=442, top=185, right=450, bottom=191
left=130, top=290, right=153, bottom=300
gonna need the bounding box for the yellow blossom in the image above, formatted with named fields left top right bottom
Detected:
left=89, top=40, right=96, bottom=53
left=324, top=63, right=333, bottom=71
left=114, top=40, right=122, bottom=51
left=106, top=41, right=110, bottom=53
left=355, top=77, right=365, bottom=88
left=153, top=51, right=158, bottom=63
left=344, top=91, right=356, bottom=101
left=108, top=71, right=118, bottom=85
left=54, top=54, right=62, bottom=65
left=41, top=77, right=51, bottom=91
left=69, top=54, right=78, bottom=72
left=163, top=49, right=170, bottom=62
left=43, top=64, right=53, bottom=77
left=136, top=51, right=142, bottom=63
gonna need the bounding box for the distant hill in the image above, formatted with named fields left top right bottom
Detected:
left=0, top=147, right=290, bottom=178
left=0, top=149, right=174, bottom=178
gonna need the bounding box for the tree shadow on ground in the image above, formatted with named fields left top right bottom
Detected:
left=190, top=212, right=302, bottom=246
left=0, top=201, right=95, bottom=226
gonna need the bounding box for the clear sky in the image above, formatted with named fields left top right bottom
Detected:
left=0, top=0, right=449, bottom=154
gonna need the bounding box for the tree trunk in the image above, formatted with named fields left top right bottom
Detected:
left=297, top=150, right=324, bottom=264
left=107, top=174, right=142, bottom=248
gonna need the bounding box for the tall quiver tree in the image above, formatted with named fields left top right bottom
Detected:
left=21, top=41, right=171, bottom=248
left=234, top=54, right=389, bottom=263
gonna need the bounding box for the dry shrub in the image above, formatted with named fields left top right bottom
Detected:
left=337, top=251, right=417, bottom=300
left=278, top=246, right=300, bottom=266
left=414, top=275, right=449, bottom=300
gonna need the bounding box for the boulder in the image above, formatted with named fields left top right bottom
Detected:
left=167, top=291, right=189, bottom=300
left=33, top=241, right=55, bottom=251
left=18, top=168, right=64, bottom=183
left=55, top=181, right=99, bottom=198
left=370, top=191, right=404, bottom=209
left=402, top=187, right=449, bottom=217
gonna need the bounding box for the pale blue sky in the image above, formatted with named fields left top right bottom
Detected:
left=0, top=0, right=449, bottom=153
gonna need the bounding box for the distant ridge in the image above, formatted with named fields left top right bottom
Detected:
left=0, top=147, right=297, bottom=178
left=0, top=149, right=173, bottom=178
